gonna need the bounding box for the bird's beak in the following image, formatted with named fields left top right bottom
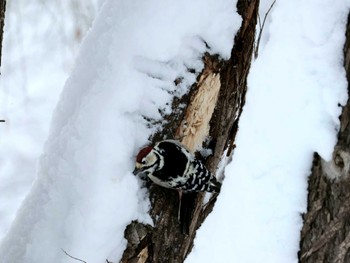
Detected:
left=133, top=162, right=142, bottom=175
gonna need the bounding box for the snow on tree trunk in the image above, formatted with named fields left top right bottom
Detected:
left=120, top=0, right=259, bottom=262
left=299, top=13, right=350, bottom=263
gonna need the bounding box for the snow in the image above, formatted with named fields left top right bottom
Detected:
left=1, top=0, right=349, bottom=262
left=0, top=0, right=240, bottom=262
left=0, top=0, right=102, bottom=241
left=186, top=0, right=350, bottom=263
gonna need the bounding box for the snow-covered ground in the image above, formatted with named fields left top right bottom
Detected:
left=0, top=0, right=349, bottom=262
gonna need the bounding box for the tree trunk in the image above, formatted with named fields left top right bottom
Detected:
left=0, top=0, right=6, bottom=72
left=120, top=1, right=259, bottom=262
left=299, top=13, right=350, bottom=263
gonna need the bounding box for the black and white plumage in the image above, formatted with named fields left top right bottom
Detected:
left=133, top=140, right=221, bottom=193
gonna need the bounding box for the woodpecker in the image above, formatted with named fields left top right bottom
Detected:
left=133, top=140, right=221, bottom=193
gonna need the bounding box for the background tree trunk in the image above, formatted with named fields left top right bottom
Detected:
left=299, top=14, right=350, bottom=263
left=0, top=0, right=6, bottom=72
left=120, top=0, right=259, bottom=262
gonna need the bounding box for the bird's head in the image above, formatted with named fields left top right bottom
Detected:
left=133, top=146, right=158, bottom=175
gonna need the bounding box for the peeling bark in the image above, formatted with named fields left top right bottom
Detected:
left=120, top=1, right=259, bottom=262
left=299, top=13, right=350, bottom=263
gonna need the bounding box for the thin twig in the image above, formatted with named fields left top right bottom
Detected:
left=254, top=0, right=277, bottom=59
left=257, top=12, right=262, bottom=31
left=61, top=249, right=87, bottom=263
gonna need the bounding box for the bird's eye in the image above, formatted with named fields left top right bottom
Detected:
left=142, top=160, right=146, bottom=164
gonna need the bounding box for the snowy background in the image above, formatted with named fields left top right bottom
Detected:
left=0, top=0, right=103, bottom=241
left=0, top=0, right=349, bottom=262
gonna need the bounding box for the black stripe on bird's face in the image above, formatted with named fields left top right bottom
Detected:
left=133, top=150, right=162, bottom=175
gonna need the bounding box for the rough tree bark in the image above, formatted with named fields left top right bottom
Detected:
left=0, top=0, right=6, bottom=71
left=120, top=1, right=259, bottom=263
left=299, top=14, right=350, bottom=263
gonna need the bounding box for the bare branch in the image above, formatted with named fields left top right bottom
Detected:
left=61, top=249, right=87, bottom=263
left=254, top=0, right=276, bottom=59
